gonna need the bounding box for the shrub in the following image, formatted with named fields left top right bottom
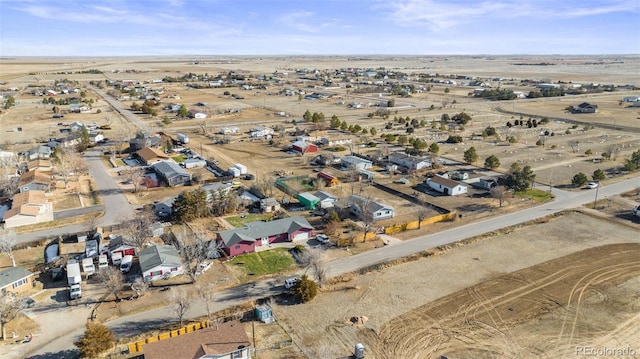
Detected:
left=446, top=135, right=463, bottom=144
left=293, top=275, right=318, bottom=302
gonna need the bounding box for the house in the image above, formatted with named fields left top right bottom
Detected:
left=341, top=155, right=373, bottom=170
left=2, top=190, right=54, bottom=228
left=19, top=169, right=51, bottom=192
left=154, top=196, right=176, bottom=217
left=319, top=137, right=352, bottom=147
left=107, top=235, right=137, bottom=258
left=317, top=171, right=339, bottom=187
left=260, top=198, right=281, bottom=213
left=28, top=159, right=53, bottom=172
left=219, top=127, right=240, bottom=135
left=46, top=136, right=80, bottom=149
left=346, top=195, right=394, bottom=221
left=291, top=141, right=318, bottom=155
left=188, top=109, right=207, bottom=119
left=142, top=320, right=251, bottom=359
left=22, top=146, right=52, bottom=160
left=129, top=134, right=161, bottom=151
left=570, top=102, right=598, bottom=113
left=139, top=245, right=183, bottom=281
left=216, top=216, right=314, bottom=256
left=89, top=133, right=104, bottom=144
left=314, top=191, right=338, bottom=209
left=298, top=192, right=320, bottom=209
left=477, top=177, right=499, bottom=190
left=249, top=126, right=274, bottom=138
left=388, top=152, right=431, bottom=171
left=0, top=267, right=34, bottom=295
left=136, top=147, right=170, bottom=166
left=426, top=175, right=468, bottom=196
left=622, top=96, right=640, bottom=102
left=151, top=160, right=192, bottom=186
left=183, top=158, right=207, bottom=169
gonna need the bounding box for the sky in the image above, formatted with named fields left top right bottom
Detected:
left=0, top=0, right=638, bottom=56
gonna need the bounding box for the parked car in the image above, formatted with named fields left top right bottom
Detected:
left=315, top=234, right=330, bottom=244
left=587, top=182, right=599, bottom=189
left=284, top=277, right=301, bottom=289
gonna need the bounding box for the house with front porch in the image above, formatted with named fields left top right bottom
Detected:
left=216, top=216, right=314, bottom=257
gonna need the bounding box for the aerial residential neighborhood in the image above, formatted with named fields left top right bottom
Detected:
left=1, top=2, right=640, bottom=359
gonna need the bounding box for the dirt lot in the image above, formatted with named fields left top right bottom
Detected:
left=271, top=212, right=640, bottom=358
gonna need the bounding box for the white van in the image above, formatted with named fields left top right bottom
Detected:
left=98, top=254, right=108, bottom=270
left=119, top=255, right=133, bottom=273
left=111, top=252, right=123, bottom=266
left=284, top=277, right=300, bottom=289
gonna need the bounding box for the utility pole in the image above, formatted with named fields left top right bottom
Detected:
left=593, top=183, right=600, bottom=209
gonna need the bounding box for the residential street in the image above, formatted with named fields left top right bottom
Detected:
left=22, top=175, right=640, bottom=359
left=15, top=148, right=135, bottom=244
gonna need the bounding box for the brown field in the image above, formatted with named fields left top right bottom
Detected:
left=271, top=212, right=640, bottom=359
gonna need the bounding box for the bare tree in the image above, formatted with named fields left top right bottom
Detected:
left=568, top=140, right=581, bottom=154
left=195, top=283, right=216, bottom=322
left=303, top=247, right=327, bottom=288
left=490, top=185, right=509, bottom=208
left=174, top=226, right=209, bottom=282
left=0, top=228, right=17, bottom=267
left=55, top=148, right=85, bottom=188
left=122, top=167, right=145, bottom=193
left=125, top=208, right=154, bottom=252
left=0, top=293, right=26, bottom=340
left=130, top=277, right=149, bottom=298
left=353, top=195, right=375, bottom=242
left=99, top=267, right=125, bottom=304
left=169, top=288, right=192, bottom=327
left=607, top=144, right=622, bottom=160
left=0, top=156, right=19, bottom=197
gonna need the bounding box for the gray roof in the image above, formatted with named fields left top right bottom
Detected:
left=347, top=195, right=393, bottom=214
left=429, top=175, right=465, bottom=189
left=108, top=235, right=134, bottom=251
left=139, top=245, right=183, bottom=273
left=0, top=267, right=34, bottom=290
left=314, top=191, right=337, bottom=201
left=218, top=216, right=313, bottom=247
left=151, top=160, right=191, bottom=180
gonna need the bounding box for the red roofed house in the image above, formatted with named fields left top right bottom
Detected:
left=317, top=171, right=339, bottom=187
left=291, top=141, right=318, bottom=155
left=143, top=320, right=252, bottom=359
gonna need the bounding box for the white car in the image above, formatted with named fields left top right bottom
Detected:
left=284, top=277, right=301, bottom=289
left=196, top=261, right=212, bottom=276
left=587, top=182, right=599, bottom=189
left=315, top=234, right=330, bottom=244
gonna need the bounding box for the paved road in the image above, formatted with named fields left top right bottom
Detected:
left=16, top=148, right=135, bottom=244
left=25, top=175, right=640, bottom=358
left=88, top=85, right=149, bottom=132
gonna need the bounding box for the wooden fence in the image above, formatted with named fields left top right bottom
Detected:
left=384, top=211, right=457, bottom=235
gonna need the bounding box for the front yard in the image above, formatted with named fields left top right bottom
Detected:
left=226, top=248, right=296, bottom=281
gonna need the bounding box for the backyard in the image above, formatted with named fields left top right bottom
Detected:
left=225, top=248, right=297, bottom=282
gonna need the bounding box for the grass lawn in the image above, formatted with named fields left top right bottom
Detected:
left=517, top=188, right=553, bottom=202
left=227, top=248, right=295, bottom=279
left=172, top=154, right=187, bottom=163
left=226, top=213, right=273, bottom=227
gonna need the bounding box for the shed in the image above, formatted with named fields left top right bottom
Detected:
left=255, top=305, right=274, bottom=323
left=298, top=192, right=320, bottom=209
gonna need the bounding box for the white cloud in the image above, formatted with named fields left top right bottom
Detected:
left=278, top=11, right=319, bottom=33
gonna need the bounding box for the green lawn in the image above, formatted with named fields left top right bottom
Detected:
left=516, top=188, right=553, bottom=202
left=228, top=248, right=295, bottom=279
left=172, top=154, right=187, bottom=163
left=226, top=213, right=273, bottom=227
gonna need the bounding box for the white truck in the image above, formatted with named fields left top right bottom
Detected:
left=82, top=257, right=95, bottom=277
left=177, top=133, right=189, bottom=144
left=66, top=260, right=82, bottom=299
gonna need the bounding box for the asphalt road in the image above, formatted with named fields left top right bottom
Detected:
left=16, top=148, right=135, bottom=244
left=88, top=85, right=149, bottom=132
left=25, top=175, right=640, bottom=358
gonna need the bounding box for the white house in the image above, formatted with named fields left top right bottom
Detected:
left=139, top=245, right=183, bottom=281
left=250, top=126, right=274, bottom=138
left=219, top=127, right=240, bottom=134
left=347, top=195, right=394, bottom=221
left=341, top=155, right=373, bottom=170
left=314, top=191, right=338, bottom=209
left=426, top=175, right=468, bottom=196
left=388, top=152, right=431, bottom=170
